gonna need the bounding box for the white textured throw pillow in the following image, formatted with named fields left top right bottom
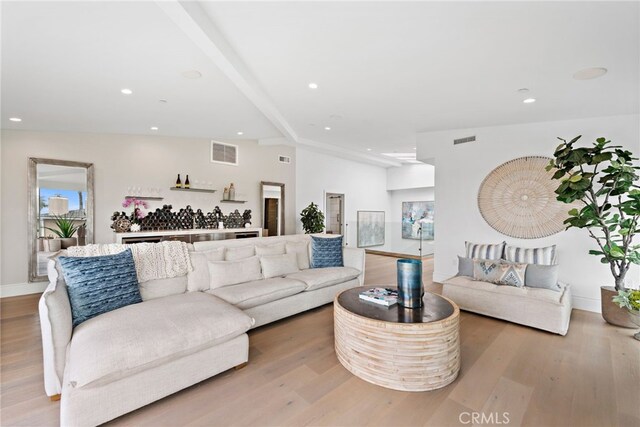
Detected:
left=208, top=256, right=262, bottom=289
left=285, top=241, right=310, bottom=270
left=255, top=242, right=286, bottom=256
left=224, top=245, right=256, bottom=261
left=187, top=248, right=225, bottom=292
left=260, top=253, right=300, bottom=279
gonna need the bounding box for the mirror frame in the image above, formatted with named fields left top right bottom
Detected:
left=28, top=158, right=94, bottom=282
left=260, top=181, right=285, bottom=236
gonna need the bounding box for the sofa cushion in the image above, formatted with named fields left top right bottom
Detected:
left=225, top=245, right=255, bottom=261
left=457, top=256, right=473, bottom=277
left=465, top=241, right=505, bottom=260
left=207, top=278, right=307, bottom=309
left=443, top=275, right=565, bottom=305
left=59, top=249, right=142, bottom=327
left=255, top=242, right=286, bottom=256
left=208, top=256, right=262, bottom=290
left=286, top=241, right=310, bottom=270
left=286, top=266, right=360, bottom=291
left=260, top=253, right=300, bottom=279
left=187, top=248, right=226, bottom=292
left=311, top=235, right=344, bottom=268
left=66, top=292, right=252, bottom=388
left=138, top=276, right=187, bottom=301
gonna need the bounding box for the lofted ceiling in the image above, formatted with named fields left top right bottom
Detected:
left=2, top=1, right=639, bottom=166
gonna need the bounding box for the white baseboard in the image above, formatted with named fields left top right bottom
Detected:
left=1, top=281, right=47, bottom=298
left=433, top=270, right=601, bottom=313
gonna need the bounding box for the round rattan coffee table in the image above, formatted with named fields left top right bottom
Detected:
left=334, top=287, right=460, bottom=392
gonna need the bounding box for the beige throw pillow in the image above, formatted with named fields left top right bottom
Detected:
left=285, top=241, right=310, bottom=270
left=208, top=256, right=262, bottom=289
left=187, top=248, right=225, bottom=292
left=473, top=259, right=526, bottom=288
left=260, top=253, right=300, bottom=279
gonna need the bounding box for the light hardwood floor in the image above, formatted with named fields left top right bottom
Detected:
left=1, top=254, right=639, bottom=426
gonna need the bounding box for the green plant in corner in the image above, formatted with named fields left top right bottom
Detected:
left=300, top=202, right=325, bottom=234
left=546, top=135, right=640, bottom=291
left=45, top=214, right=83, bottom=238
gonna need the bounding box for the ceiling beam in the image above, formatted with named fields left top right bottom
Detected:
left=156, top=0, right=299, bottom=143
left=158, top=1, right=402, bottom=168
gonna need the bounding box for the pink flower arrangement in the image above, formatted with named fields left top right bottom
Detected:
left=122, top=197, right=148, bottom=220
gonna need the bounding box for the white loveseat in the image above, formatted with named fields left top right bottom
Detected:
left=442, top=275, right=572, bottom=335
left=39, top=234, right=364, bottom=426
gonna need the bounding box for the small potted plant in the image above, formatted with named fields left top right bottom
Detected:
left=612, top=289, right=640, bottom=340
left=45, top=214, right=84, bottom=249
left=547, top=136, right=640, bottom=327
left=300, top=202, right=326, bottom=234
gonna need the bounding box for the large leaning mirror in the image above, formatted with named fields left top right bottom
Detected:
left=28, top=158, right=94, bottom=282
left=260, top=182, right=285, bottom=237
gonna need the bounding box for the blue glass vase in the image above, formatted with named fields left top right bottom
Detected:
left=397, top=259, right=423, bottom=308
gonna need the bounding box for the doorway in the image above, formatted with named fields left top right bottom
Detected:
left=261, top=182, right=285, bottom=236
left=325, top=193, right=345, bottom=235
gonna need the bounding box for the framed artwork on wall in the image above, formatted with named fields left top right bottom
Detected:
left=357, top=211, right=385, bottom=248
left=402, top=201, right=434, bottom=240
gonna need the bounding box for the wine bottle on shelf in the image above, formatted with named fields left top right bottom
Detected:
left=185, top=175, right=190, bottom=189
left=229, top=183, right=236, bottom=200
left=176, top=174, right=182, bottom=188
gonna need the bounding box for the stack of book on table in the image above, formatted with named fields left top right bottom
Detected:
left=359, top=287, right=398, bottom=307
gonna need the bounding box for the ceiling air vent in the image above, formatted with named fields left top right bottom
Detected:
left=453, top=136, right=476, bottom=145
left=210, top=140, right=238, bottom=166
left=278, top=155, right=291, bottom=164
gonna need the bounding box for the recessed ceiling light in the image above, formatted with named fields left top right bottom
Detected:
left=150, top=126, right=159, bottom=131
left=523, top=98, right=536, bottom=104
left=121, top=88, right=133, bottom=95
left=237, top=131, right=244, bottom=136
left=182, top=70, right=202, bottom=79
left=9, top=117, right=22, bottom=122
left=573, top=67, right=607, bottom=80
left=308, top=82, right=318, bottom=89
left=367, top=148, right=372, bottom=151
left=517, top=88, right=530, bottom=93
left=413, top=147, right=417, bottom=150
left=324, top=126, right=331, bottom=131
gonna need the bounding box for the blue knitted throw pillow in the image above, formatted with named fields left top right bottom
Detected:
left=59, top=249, right=142, bottom=327
left=311, top=235, right=344, bottom=268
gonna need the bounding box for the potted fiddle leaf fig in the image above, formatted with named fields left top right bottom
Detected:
left=300, top=202, right=325, bottom=234
left=546, top=136, right=640, bottom=327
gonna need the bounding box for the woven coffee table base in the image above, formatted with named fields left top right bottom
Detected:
left=334, top=295, right=460, bottom=392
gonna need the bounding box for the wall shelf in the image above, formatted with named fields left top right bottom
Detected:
left=170, top=187, right=216, bottom=193
left=220, top=200, right=247, bottom=204
left=125, top=195, right=164, bottom=201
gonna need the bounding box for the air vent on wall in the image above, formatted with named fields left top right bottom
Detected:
left=278, top=155, right=291, bottom=164
left=453, top=135, right=476, bottom=145
left=210, top=140, right=238, bottom=166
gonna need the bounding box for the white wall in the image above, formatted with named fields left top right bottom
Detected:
left=296, top=149, right=389, bottom=248
left=417, top=114, right=640, bottom=312
left=387, top=164, right=434, bottom=190
left=1, top=130, right=296, bottom=288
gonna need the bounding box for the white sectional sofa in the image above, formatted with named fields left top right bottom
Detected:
left=39, top=234, right=364, bottom=426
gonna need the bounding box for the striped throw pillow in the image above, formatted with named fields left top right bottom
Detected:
left=465, top=241, right=505, bottom=260
left=504, top=244, right=557, bottom=265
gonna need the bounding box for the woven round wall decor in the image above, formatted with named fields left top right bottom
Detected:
left=477, top=156, right=577, bottom=239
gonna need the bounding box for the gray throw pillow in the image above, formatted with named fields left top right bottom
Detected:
left=457, top=256, right=474, bottom=277
left=525, top=264, right=561, bottom=292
